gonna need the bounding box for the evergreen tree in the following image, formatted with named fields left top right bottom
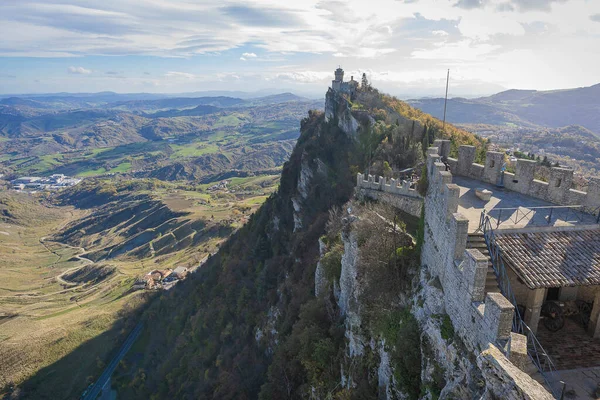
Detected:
left=361, top=73, right=369, bottom=90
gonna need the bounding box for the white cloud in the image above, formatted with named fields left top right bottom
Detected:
left=68, top=66, right=92, bottom=74
left=164, top=71, right=195, bottom=79
left=1, top=0, right=600, bottom=92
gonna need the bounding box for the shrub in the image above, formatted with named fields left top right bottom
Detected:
left=321, top=244, right=343, bottom=282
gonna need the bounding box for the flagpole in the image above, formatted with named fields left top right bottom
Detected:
left=442, top=69, right=449, bottom=133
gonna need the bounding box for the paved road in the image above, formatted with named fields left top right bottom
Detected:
left=82, top=322, right=144, bottom=400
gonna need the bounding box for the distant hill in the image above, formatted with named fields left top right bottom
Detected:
left=408, top=83, right=600, bottom=134
left=109, top=96, right=246, bottom=112
left=146, top=104, right=222, bottom=118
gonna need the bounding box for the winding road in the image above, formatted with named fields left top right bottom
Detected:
left=82, top=322, right=144, bottom=400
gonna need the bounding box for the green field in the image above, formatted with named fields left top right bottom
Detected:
left=169, top=143, right=220, bottom=158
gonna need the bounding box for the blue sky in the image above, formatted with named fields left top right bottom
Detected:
left=1, top=0, right=599, bottom=97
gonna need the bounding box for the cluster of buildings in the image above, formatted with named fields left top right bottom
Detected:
left=11, top=174, right=81, bottom=191
left=207, top=180, right=229, bottom=191
left=134, top=266, right=189, bottom=290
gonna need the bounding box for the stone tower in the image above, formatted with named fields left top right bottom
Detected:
left=332, top=67, right=344, bottom=91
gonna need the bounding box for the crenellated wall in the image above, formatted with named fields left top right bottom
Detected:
left=438, top=139, right=600, bottom=212
left=422, top=148, right=516, bottom=351
left=420, top=145, right=552, bottom=398
left=356, top=173, right=423, bottom=216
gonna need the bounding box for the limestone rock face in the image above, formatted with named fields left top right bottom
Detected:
left=291, top=152, right=328, bottom=232
left=414, top=265, right=486, bottom=399
left=324, top=88, right=360, bottom=138
left=338, top=229, right=365, bottom=357
left=314, top=237, right=328, bottom=297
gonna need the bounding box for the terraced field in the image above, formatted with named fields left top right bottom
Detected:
left=0, top=174, right=279, bottom=397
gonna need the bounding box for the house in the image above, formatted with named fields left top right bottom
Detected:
left=173, top=266, right=188, bottom=279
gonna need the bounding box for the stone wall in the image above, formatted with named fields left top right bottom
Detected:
left=421, top=144, right=552, bottom=397
left=422, top=151, right=515, bottom=351
left=439, top=139, right=600, bottom=213
left=356, top=173, right=423, bottom=217
left=478, top=345, right=555, bottom=400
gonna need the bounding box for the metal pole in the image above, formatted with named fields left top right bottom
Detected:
left=442, top=69, right=450, bottom=133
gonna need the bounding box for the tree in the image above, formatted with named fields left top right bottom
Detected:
left=361, top=73, right=369, bottom=90
left=383, top=161, right=392, bottom=178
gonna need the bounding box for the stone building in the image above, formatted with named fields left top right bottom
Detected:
left=358, top=139, right=600, bottom=397
left=331, top=67, right=358, bottom=96
left=425, top=140, right=600, bottom=395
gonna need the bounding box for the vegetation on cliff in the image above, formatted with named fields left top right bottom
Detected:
left=108, top=84, right=487, bottom=399
left=113, top=110, right=356, bottom=398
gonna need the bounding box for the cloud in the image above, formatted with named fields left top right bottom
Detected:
left=105, top=71, right=119, bottom=75
left=68, top=66, right=92, bottom=74
left=510, top=0, right=568, bottom=12
left=411, top=39, right=501, bottom=61
left=165, top=71, right=195, bottom=79
left=495, top=2, right=515, bottom=11
left=454, top=0, right=488, bottom=9
left=274, top=71, right=331, bottom=84
left=221, top=5, right=303, bottom=27
left=240, top=52, right=257, bottom=61
left=1, top=0, right=599, bottom=94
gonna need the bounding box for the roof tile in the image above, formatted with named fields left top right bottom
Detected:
left=495, top=229, right=600, bottom=289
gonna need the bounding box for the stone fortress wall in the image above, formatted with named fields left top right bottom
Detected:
left=355, top=173, right=422, bottom=217
left=439, top=140, right=600, bottom=212
left=420, top=142, right=553, bottom=398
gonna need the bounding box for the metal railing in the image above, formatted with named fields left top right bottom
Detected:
left=481, top=215, right=560, bottom=398
left=481, top=205, right=600, bottom=230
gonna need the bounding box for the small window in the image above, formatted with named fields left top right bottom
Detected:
left=490, top=160, right=495, bottom=168
left=556, top=178, right=562, bottom=187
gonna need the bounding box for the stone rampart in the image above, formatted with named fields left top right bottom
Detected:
left=422, top=150, right=515, bottom=350
left=421, top=144, right=551, bottom=397
left=437, top=139, right=600, bottom=213
left=356, top=173, right=423, bottom=217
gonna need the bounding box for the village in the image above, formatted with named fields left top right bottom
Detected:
left=135, top=255, right=209, bottom=291
left=10, top=174, right=82, bottom=191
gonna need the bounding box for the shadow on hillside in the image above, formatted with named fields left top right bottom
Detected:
left=10, top=301, right=148, bottom=400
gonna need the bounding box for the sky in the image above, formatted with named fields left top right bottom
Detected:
left=1, top=0, right=599, bottom=98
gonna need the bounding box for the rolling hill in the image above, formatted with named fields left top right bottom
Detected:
left=407, top=83, right=600, bottom=134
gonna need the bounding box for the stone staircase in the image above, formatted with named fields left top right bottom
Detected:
left=467, top=233, right=500, bottom=295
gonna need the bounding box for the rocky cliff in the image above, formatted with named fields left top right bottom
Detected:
left=113, top=84, right=499, bottom=399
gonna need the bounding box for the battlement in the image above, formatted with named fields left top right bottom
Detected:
left=435, top=139, right=600, bottom=213
left=356, top=173, right=421, bottom=198
left=355, top=173, right=423, bottom=217
left=422, top=147, right=518, bottom=350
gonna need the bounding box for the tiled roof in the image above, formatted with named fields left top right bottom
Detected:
left=495, top=229, right=600, bottom=289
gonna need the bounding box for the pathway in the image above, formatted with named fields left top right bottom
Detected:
left=82, top=322, right=144, bottom=400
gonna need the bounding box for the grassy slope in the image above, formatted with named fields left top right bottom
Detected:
left=0, top=174, right=281, bottom=398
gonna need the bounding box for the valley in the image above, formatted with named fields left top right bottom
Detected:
left=0, top=174, right=279, bottom=397
left=0, top=92, right=310, bottom=398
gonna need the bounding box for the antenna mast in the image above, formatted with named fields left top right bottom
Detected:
left=442, top=69, right=450, bottom=133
